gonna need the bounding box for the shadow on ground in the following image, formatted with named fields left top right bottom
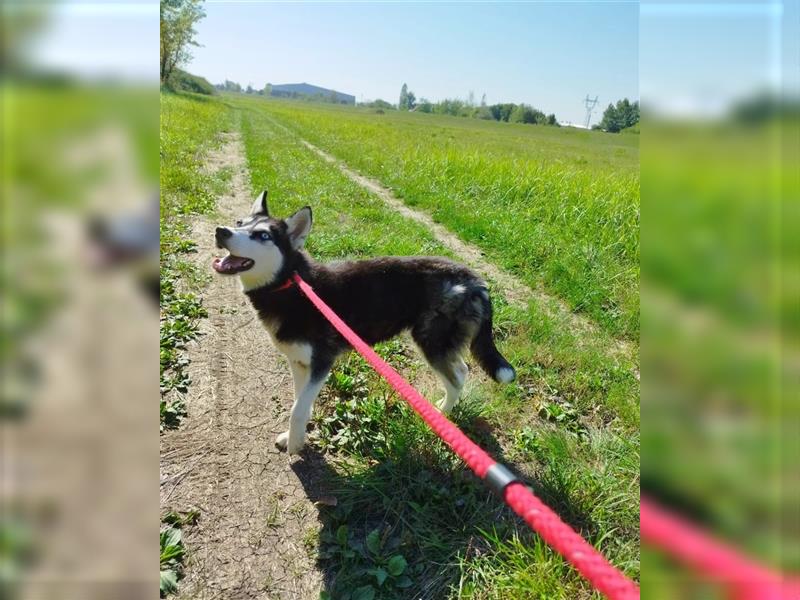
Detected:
left=289, top=405, right=604, bottom=600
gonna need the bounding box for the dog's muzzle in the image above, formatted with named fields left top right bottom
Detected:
left=215, top=227, right=232, bottom=249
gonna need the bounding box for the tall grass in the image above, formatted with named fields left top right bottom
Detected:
left=253, top=100, right=640, bottom=339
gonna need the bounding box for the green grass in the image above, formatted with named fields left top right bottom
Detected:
left=159, top=92, right=639, bottom=597
left=640, top=118, right=800, bottom=587
left=160, top=92, right=232, bottom=427
left=2, top=84, right=158, bottom=418
left=230, top=95, right=640, bottom=598
left=246, top=98, right=639, bottom=340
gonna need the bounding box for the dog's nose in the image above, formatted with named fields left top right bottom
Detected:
left=215, top=227, right=233, bottom=244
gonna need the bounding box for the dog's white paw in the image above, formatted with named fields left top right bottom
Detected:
left=286, top=438, right=305, bottom=455
left=275, top=431, right=289, bottom=451
left=275, top=431, right=305, bottom=455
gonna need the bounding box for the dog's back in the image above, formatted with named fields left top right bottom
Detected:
left=307, top=256, right=515, bottom=384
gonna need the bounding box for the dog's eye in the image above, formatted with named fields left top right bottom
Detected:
left=253, top=231, right=271, bottom=242
left=235, top=220, right=243, bottom=227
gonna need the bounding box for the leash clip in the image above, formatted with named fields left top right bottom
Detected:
left=484, top=463, right=521, bottom=497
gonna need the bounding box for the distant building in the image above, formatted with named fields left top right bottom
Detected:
left=269, top=82, right=355, bottom=105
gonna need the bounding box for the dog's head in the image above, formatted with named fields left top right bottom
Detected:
left=87, top=194, right=160, bottom=301
left=213, top=190, right=312, bottom=291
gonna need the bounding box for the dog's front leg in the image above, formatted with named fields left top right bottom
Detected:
left=276, top=361, right=330, bottom=455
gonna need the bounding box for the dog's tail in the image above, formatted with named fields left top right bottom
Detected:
left=469, top=287, right=516, bottom=384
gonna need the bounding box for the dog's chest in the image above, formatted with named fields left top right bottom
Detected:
left=259, top=315, right=312, bottom=366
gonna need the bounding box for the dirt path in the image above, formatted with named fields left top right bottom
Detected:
left=160, top=132, right=325, bottom=600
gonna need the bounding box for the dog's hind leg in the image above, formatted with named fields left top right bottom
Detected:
left=412, top=306, right=472, bottom=413
left=430, top=355, right=468, bottom=413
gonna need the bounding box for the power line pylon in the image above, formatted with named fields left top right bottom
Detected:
left=584, top=94, right=599, bottom=128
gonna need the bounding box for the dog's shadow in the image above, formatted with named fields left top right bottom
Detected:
left=290, top=405, right=602, bottom=600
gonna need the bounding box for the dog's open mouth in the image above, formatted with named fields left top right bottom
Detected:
left=212, top=255, right=254, bottom=274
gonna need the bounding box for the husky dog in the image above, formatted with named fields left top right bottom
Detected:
left=213, top=191, right=515, bottom=455
left=87, top=194, right=160, bottom=301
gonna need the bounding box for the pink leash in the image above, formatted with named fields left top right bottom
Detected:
left=291, top=273, right=640, bottom=600
left=641, top=497, right=800, bottom=600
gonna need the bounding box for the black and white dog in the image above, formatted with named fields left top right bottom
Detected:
left=213, top=191, right=515, bottom=454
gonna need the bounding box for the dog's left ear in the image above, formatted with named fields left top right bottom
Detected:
left=285, top=206, right=312, bottom=250
left=250, top=190, right=269, bottom=217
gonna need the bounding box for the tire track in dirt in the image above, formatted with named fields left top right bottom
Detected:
left=293, top=136, right=633, bottom=358
left=160, top=131, right=326, bottom=600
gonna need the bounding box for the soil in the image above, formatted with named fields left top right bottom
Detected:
left=160, top=132, right=326, bottom=599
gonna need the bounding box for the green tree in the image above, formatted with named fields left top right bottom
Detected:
left=510, top=103, right=545, bottom=124
left=476, top=104, right=493, bottom=120
left=2, top=3, right=48, bottom=77
left=160, top=0, right=206, bottom=84
left=435, top=98, right=467, bottom=116
left=490, top=103, right=516, bottom=122
left=599, top=103, right=622, bottom=132
left=599, top=98, right=639, bottom=132
left=399, top=83, right=409, bottom=110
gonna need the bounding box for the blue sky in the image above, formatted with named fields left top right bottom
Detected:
left=29, top=1, right=794, bottom=123
left=31, top=1, right=158, bottom=81
left=188, top=1, right=639, bottom=125
left=640, top=1, right=788, bottom=117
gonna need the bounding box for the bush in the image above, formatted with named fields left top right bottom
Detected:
left=434, top=98, right=469, bottom=117
left=415, top=98, right=434, bottom=113
left=167, top=69, right=216, bottom=96
left=509, top=103, right=545, bottom=124
left=360, top=99, right=395, bottom=110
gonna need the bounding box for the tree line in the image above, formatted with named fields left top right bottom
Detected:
left=388, top=83, right=560, bottom=126
left=214, top=82, right=350, bottom=105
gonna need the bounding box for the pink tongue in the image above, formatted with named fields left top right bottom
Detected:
left=213, top=255, right=248, bottom=273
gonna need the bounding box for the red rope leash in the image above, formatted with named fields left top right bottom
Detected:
left=291, top=273, right=639, bottom=600
left=641, top=497, right=800, bottom=600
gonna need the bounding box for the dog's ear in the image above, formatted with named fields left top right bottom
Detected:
left=250, top=190, right=269, bottom=217
left=285, top=206, right=312, bottom=250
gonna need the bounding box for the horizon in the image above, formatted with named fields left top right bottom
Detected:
left=187, top=2, right=638, bottom=125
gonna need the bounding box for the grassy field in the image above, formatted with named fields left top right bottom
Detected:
left=253, top=100, right=640, bottom=340
left=161, top=92, right=640, bottom=598
left=640, top=119, right=799, bottom=591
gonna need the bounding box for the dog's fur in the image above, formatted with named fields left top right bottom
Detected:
left=213, top=191, right=515, bottom=454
